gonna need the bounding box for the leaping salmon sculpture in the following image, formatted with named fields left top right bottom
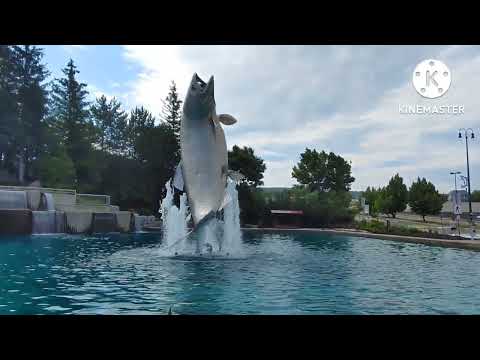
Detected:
left=173, top=73, right=244, bottom=229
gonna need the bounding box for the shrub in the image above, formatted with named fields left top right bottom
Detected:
left=258, top=186, right=354, bottom=227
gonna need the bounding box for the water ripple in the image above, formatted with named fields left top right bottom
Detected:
left=1, top=232, right=480, bottom=314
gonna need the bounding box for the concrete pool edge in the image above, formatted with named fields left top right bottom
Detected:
left=242, top=227, right=480, bottom=251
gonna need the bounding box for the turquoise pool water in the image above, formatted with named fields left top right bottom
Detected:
left=1, top=230, right=480, bottom=314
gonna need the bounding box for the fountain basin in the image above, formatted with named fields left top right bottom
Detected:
left=2, top=231, right=480, bottom=314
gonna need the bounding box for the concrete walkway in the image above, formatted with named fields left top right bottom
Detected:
left=243, top=227, right=480, bottom=252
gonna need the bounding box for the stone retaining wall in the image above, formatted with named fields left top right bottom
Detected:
left=91, top=213, right=117, bottom=233
left=0, top=190, right=28, bottom=209
left=116, top=211, right=132, bottom=232
left=65, top=212, right=93, bottom=234
left=0, top=209, right=32, bottom=234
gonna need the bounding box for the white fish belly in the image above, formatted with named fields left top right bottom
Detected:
left=181, top=116, right=227, bottom=225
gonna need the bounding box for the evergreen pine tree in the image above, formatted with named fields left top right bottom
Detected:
left=50, top=59, right=94, bottom=187
left=91, top=95, right=110, bottom=151
left=409, top=177, right=444, bottom=221
left=0, top=46, right=18, bottom=172
left=161, top=81, right=182, bottom=140
left=377, top=174, right=408, bottom=218
left=126, top=106, right=155, bottom=159
left=0, top=46, right=17, bottom=93
left=91, top=95, right=128, bottom=155
left=10, top=45, right=50, bottom=182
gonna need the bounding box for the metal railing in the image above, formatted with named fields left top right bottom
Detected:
left=0, top=186, right=111, bottom=207
left=76, top=193, right=111, bottom=206
left=0, top=185, right=76, bottom=195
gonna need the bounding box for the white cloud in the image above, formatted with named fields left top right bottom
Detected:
left=262, top=159, right=297, bottom=187
left=347, top=48, right=480, bottom=191
left=87, top=84, right=115, bottom=102
left=122, top=46, right=193, bottom=116
left=121, top=45, right=480, bottom=192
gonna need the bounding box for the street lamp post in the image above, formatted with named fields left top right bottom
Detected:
left=450, top=171, right=461, bottom=236
left=450, top=171, right=461, bottom=199
left=458, top=128, right=475, bottom=224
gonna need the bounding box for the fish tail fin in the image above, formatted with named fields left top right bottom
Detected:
left=194, top=211, right=216, bottom=229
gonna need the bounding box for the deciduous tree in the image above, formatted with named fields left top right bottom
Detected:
left=409, top=177, right=444, bottom=221
left=292, top=148, right=355, bottom=192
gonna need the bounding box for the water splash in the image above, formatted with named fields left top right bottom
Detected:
left=222, top=180, right=243, bottom=256
left=158, top=179, right=243, bottom=258
left=158, top=181, right=191, bottom=255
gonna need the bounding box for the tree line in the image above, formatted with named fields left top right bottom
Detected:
left=0, top=45, right=183, bottom=214
left=363, top=174, right=445, bottom=221
left=0, top=45, right=273, bottom=216
left=230, top=147, right=357, bottom=227
left=4, top=45, right=454, bottom=225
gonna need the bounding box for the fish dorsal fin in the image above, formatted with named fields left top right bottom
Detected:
left=218, top=114, right=237, bottom=126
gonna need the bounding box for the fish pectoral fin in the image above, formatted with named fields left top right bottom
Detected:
left=218, top=114, right=237, bottom=126
left=219, top=192, right=232, bottom=210
left=173, top=161, right=184, bottom=191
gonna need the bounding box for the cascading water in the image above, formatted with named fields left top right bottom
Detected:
left=158, top=178, right=243, bottom=258
left=32, top=211, right=56, bottom=234
left=32, top=192, right=58, bottom=234
left=42, top=193, right=55, bottom=211
left=133, top=214, right=145, bottom=232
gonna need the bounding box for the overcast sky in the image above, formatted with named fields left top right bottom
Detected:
left=42, top=45, right=480, bottom=193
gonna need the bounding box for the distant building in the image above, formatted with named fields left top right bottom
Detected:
left=448, top=190, right=469, bottom=202
left=404, top=200, right=480, bottom=218
left=441, top=201, right=480, bottom=217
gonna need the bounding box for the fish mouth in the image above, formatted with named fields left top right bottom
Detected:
left=184, top=73, right=215, bottom=116
left=191, top=73, right=214, bottom=95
